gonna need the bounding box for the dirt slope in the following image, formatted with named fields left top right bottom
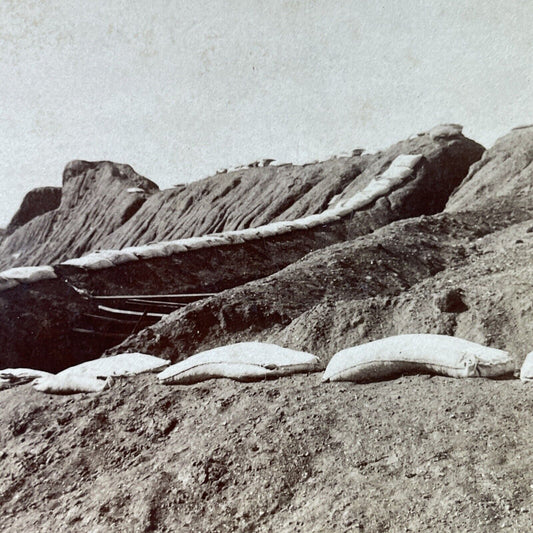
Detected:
left=446, top=125, right=533, bottom=213
left=5, top=187, right=61, bottom=234
left=110, top=210, right=533, bottom=366
left=107, top=127, right=532, bottom=365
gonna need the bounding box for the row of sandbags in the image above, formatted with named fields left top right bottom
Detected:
left=3, top=334, right=533, bottom=395
left=0, top=154, right=424, bottom=290
left=0, top=266, right=58, bottom=292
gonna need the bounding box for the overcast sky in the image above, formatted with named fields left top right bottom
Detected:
left=0, top=0, right=531, bottom=226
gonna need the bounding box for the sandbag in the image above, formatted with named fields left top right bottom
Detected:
left=180, top=237, right=211, bottom=249
left=33, top=375, right=112, bottom=394
left=253, top=226, right=280, bottom=238
left=322, top=334, right=514, bottom=383
left=57, top=352, right=170, bottom=379
left=328, top=205, right=354, bottom=218
left=106, top=250, right=139, bottom=265
left=164, top=240, right=191, bottom=253
left=0, top=266, right=57, bottom=283
left=0, top=368, right=52, bottom=385
left=122, top=244, right=172, bottom=259
left=159, top=342, right=320, bottom=385
left=61, top=254, right=115, bottom=270
left=429, top=124, right=463, bottom=140
left=380, top=166, right=413, bottom=182
left=296, top=214, right=328, bottom=229
left=390, top=153, right=423, bottom=169
left=519, top=351, right=533, bottom=382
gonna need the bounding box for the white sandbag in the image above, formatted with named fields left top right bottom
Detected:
left=57, top=352, right=170, bottom=379
left=390, top=154, right=423, bottom=169
left=106, top=250, right=139, bottom=265
left=181, top=236, right=211, bottom=249
left=159, top=342, right=320, bottom=385
left=0, top=266, right=57, bottom=283
left=33, top=375, right=112, bottom=394
left=164, top=241, right=190, bottom=253
left=222, top=233, right=248, bottom=244
left=328, top=205, right=354, bottom=218
left=121, top=244, right=171, bottom=259
left=207, top=235, right=235, bottom=246
left=380, top=166, right=413, bottom=182
left=262, top=221, right=292, bottom=232
left=0, top=368, right=52, bottom=385
left=279, top=220, right=307, bottom=232
left=235, top=229, right=260, bottom=241
left=317, top=212, right=342, bottom=224
left=86, top=249, right=138, bottom=266
left=361, top=179, right=389, bottom=198
left=252, top=225, right=279, bottom=238
left=60, top=254, right=115, bottom=270
left=322, top=334, right=514, bottom=383
left=328, top=194, right=342, bottom=208
left=296, top=214, right=329, bottom=229
left=429, top=124, right=463, bottom=140
left=285, top=220, right=309, bottom=231
left=519, top=351, right=533, bottom=382
left=341, top=191, right=374, bottom=210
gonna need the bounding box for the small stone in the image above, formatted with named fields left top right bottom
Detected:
left=434, top=288, right=468, bottom=313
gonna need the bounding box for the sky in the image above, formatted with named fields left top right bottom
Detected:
left=0, top=0, right=531, bottom=227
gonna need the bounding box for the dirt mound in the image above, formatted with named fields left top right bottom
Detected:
left=109, top=210, right=532, bottom=366
left=446, top=126, right=533, bottom=212
left=2, top=361, right=533, bottom=531
left=0, top=131, right=483, bottom=373
left=0, top=161, right=159, bottom=269
left=5, top=187, right=61, bottom=234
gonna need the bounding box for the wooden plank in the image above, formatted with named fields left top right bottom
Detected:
left=72, top=328, right=128, bottom=339
left=97, top=305, right=167, bottom=318
left=82, top=313, right=143, bottom=325
left=126, top=298, right=187, bottom=307
left=91, top=292, right=217, bottom=301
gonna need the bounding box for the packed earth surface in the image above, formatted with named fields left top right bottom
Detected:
left=0, top=124, right=532, bottom=532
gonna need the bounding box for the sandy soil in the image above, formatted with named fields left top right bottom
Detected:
left=1, top=371, right=533, bottom=532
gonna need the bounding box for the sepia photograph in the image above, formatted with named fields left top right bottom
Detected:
left=0, top=1, right=532, bottom=531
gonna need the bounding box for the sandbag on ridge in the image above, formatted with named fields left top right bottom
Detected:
left=0, top=266, right=57, bottom=283
left=322, top=334, right=514, bottom=383
left=57, top=352, right=170, bottom=379
left=519, top=351, right=533, bottom=382
left=33, top=375, right=112, bottom=395
left=158, top=342, right=320, bottom=385
left=0, top=368, right=52, bottom=387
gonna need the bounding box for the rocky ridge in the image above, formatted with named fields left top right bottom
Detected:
left=6, top=187, right=61, bottom=235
